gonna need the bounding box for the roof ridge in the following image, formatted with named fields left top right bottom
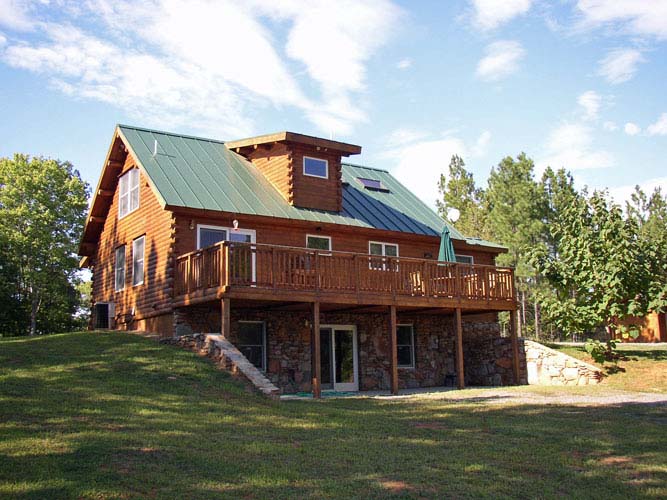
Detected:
left=117, top=124, right=227, bottom=145
left=341, top=162, right=389, bottom=173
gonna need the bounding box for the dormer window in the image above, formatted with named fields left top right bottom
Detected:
left=119, top=168, right=140, bottom=218
left=303, top=156, right=328, bottom=179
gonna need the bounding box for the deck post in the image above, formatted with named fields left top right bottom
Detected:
left=311, top=301, right=321, bottom=399
left=220, top=298, right=230, bottom=339
left=455, top=307, right=465, bottom=389
left=389, top=305, right=399, bottom=395
left=510, top=309, right=521, bottom=384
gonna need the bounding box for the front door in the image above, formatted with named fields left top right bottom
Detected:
left=320, top=326, right=358, bottom=392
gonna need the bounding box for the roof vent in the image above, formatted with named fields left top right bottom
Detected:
left=357, top=177, right=389, bottom=192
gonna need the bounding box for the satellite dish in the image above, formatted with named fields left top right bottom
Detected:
left=447, top=207, right=460, bottom=223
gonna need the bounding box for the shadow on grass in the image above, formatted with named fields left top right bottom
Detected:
left=1, top=332, right=666, bottom=499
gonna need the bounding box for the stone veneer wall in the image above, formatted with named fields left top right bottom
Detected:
left=174, top=304, right=477, bottom=394
left=524, top=340, right=602, bottom=385
left=463, top=322, right=525, bottom=386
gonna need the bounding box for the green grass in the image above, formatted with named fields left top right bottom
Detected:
left=1, top=332, right=666, bottom=499
left=547, top=342, right=667, bottom=393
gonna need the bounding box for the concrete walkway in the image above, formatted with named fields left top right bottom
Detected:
left=282, top=385, right=667, bottom=406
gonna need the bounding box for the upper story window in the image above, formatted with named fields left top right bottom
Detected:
left=132, top=236, right=145, bottom=286
left=306, top=234, right=331, bottom=252
left=455, top=255, right=474, bottom=265
left=119, top=168, right=140, bottom=219
left=114, top=245, right=125, bottom=291
left=369, top=241, right=398, bottom=270
left=303, top=156, right=328, bottom=179
left=197, top=225, right=256, bottom=249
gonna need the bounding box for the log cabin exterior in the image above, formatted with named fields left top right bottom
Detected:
left=79, top=125, right=520, bottom=396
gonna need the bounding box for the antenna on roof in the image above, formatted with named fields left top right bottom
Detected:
left=329, top=130, right=334, bottom=140
left=152, top=139, right=158, bottom=157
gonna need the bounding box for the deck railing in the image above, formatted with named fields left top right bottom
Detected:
left=174, top=241, right=515, bottom=302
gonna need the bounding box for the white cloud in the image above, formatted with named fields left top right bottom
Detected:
left=597, top=48, right=645, bottom=84
left=396, top=58, right=412, bottom=70
left=538, top=122, right=614, bottom=173
left=471, top=130, right=491, bottom=157
left=0, top=0, right=33, bottom=31
left=384, top=136, right=467, bottom=208
left=577, top=90, right=601, bottom=120
left=624, top=122, right=640, bottom=136
left=381, top=129, right=491, bottom=208
left=575, top=0, right=667, bottom=40
left=476, top=40, right=525, bottom=81
left=602, top=121, right=618, bottom=131
left=471, top=0, right=533, bottom=30
left=609, top=176, right=667, bottom=205
left=0, top=0, right=401, bottom=137
left=647, top=112, right=667, bottom=136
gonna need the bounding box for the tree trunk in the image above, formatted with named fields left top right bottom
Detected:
left=30, top=293, right=40, bottom=336
left=534, top=299, right=541, bottom=340
left=520, top=289, right=527, bottom=337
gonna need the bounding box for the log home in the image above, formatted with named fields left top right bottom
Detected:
left=79, top=125, right=520, bottom=397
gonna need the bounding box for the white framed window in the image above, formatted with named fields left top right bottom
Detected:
left=303, top=156, right=328, bottom=179
left=397, top=324, right=415, bottom=368
left=306, top=234, right=332, bottom=252
left=455, top=255, right=474, bottom=265
left=114, top=246, right=126, bottom=291
left=197, top=224, right=256, bottom=249
left=118, top=168, right=140, bottom=219
left=369, top=241, right=399, bottom=270
left=237, top=321, right=267, bottom=371
left=132, top=236, right=145, bottom=286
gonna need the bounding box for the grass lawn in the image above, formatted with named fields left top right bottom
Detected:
left=1, top=332, right=666, bottom=499
left=547, top=342, right=667, bottom=393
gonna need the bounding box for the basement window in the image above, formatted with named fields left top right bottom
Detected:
left=237, top=321, right=266, bottom=371
left=119, top=168, right=140, bottom=218
left=303, top=156, right=328, bottom=179
left=358, top=177, right=389, bottom=192
left=397, top=324, right=415, bottom=368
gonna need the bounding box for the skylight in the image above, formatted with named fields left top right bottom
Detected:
left=357, top=177, right=389, bottom=192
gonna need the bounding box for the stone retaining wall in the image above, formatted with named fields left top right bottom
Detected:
left=524, top=340, right=602, bottom=386
left=161, top=333, right=280, bottom=398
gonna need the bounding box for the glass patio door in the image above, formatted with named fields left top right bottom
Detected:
left=320, top=326, right=358, bottom=392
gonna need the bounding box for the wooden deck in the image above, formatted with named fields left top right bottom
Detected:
left=173, top=242, right=517, bottom=311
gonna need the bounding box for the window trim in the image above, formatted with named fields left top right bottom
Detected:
left=118, top=168, right=140, bottom=219
left=303, top=156, right=329, bottom=179
left=237, top=320, right=267, bottom=372
left=306, top=234, right=332, bottom=252
left=114, top=245, right=126, bottom=292
left=397, top=323, right=415, bottom=369
left=132, top=235, right=145, bottom=287
left=455, top=254, right=474, bottom=265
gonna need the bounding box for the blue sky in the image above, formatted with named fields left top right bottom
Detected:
left=1, top=0, right=666, bottom=208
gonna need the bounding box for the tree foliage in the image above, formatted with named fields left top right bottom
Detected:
left=438, top=152, right=667, bottom=340
left=0, top=154, right=89, bottom=335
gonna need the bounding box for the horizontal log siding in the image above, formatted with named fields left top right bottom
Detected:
left=289, top=143, right=342, bottom=211
left=246, top=143, right=292, bottom=204
left=92, top=153, right=174, bottom=327
left=173, top=212, right=496, bottom=265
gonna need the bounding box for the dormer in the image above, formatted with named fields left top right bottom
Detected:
left=226, top=132, right=361, bottom=212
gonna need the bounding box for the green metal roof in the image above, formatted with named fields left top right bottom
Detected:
left=117, top=124, right=504, bottom=249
